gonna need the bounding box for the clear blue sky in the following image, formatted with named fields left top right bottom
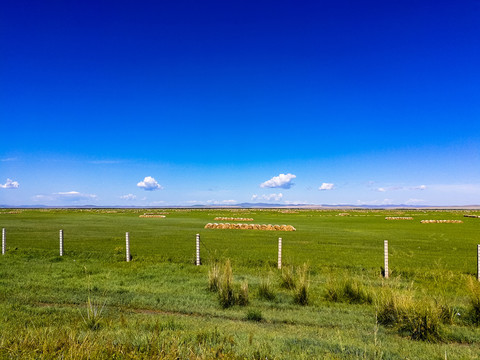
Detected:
left=1, top=0, right=479, bottom=206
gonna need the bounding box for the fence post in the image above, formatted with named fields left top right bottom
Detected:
left=126, top=232, right=130, bottom=262
left=278, top=237, right=282, bottom=269
left=59, top=229, right=64, bottom=256
left=384, top=240, right=389, bottom=279
left=1, top=228, right=5, bottom=255
left=196, top=234, right=201, bottom=266
left=477, top=244, right=480, bottom=282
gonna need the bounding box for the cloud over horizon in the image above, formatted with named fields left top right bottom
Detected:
left=0, top=178, right=19, bottom=189
left=34, top=191, right=97, bottom=203
left=260, top=173, right=296, bottom=189
left=251, top=193, right=283, bottom=201
left=318, top=183, right=334, bottom=191
left=120, top=194, right=137, bottom=200
left=137, top=176, right=163, bottom=191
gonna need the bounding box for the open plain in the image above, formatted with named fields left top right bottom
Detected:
left=1, top=208, right=480, bottom=359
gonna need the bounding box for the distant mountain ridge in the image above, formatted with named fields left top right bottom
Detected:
left=1, top=204, right=480, bottom=209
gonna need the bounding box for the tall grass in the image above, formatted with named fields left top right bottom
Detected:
left=293, top=263, right=309, bottom=306
left=466, top=277, right=480, bottom=325
left=218, top=259, right=235, bottom=308
left=80, top=296, right=106, bottom=330
left=377, top=293, right=443, bottom=342
left=325, top=278, right=373, bottom=304
left=215, top=259, right=249, bottom=308
left=280, top=266, right=296, bottom=289
left=258, top=276, right=276, bottom=301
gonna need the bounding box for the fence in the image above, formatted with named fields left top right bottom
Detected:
left=1, top=226, right=479, bottom=280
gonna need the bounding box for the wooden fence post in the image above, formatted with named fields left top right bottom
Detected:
left=126, top=232, right=130, bottom=262
left=195, top=234, right=201, bottom=266
left=384, top=240, right=389, bottom=279
left=278, top=237, right=282, bottom=269
left=59, top=229, right=64, bottom=256
left=1, top=228, right=5, bottom=255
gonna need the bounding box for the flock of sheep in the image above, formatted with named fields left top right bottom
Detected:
left=420, top=220, right=463, bottom=223
left=213, top=217, right=254, bottom=221
left=204, top=223, right=296, bottom=231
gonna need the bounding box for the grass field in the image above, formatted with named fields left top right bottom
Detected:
left=0, top=208, right=480, bottom=359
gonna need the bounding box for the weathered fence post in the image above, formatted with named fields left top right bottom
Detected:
left=384, top=240, right=389, bottom=279
left=126, top=232, right=130, bottom=262
left=59, top=229, right=64, bottom=256
left=477, top=244, right=480, bottom=282
left=1, top=228, right=5, bottom=255
left=278, top=237, right=282, bottom=269
left=195, top=234, right=201, bottom=266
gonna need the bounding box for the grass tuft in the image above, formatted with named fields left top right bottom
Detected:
left=293, top=263, right=309, bottom=306
left=208, top=263, right=220, bottom=292
left=377, top=293, right=443, bottom=342
left=80, top=296, right=106, bottom=331
left=246, top=309, right=263, bottom=322
left=258, top=277, right=276, bottom=301
left=325, top=278, right=373, bottom=304
left=466, top=277, right=480, bottom=325
left=218, top=259, right=235, bottom=308
left=280, top=266, right=296, bottom=289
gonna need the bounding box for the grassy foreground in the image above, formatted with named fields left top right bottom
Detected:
left=0, top=208, right=480, bottom=359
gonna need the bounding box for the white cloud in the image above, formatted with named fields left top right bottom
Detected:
left=1, top=157, right=17, bottom=162
left=137, top=176, right=163, bottom=191
left=55, top=191, right=97, bottom=201
left=206, top=199, right=237, bottom=205
left=429, top=184, right=480, bottom=194
left=260, top=173, right=296, bottom=189
left=356, top=199, right=393, bottom=206
left=318, top=183, right=334, bottom=191
left=0, top=178, right=19, bottom=189
left=252, top=193, right=283, bottom=202
left=412, top=185, right=427, bottom=190
left=35, top=191, right=97, bottom=202
left=283, top=200, right=309, bottom=205
left=405, top=198, right=426, bottom=205
left=120, top=194, right=137, bottom=200
left=375, top=185, right=427, bottom=192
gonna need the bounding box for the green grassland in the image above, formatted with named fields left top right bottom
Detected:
left=0, top=208, right=480, bottom=359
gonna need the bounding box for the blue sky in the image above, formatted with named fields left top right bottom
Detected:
left=1, top=1, right=479, bottom=206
